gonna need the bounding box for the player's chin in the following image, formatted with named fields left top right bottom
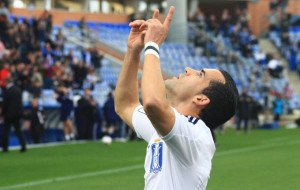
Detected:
left=164, top=79, right=174, bottom=88
left=165, top=77, right=177, bottom=81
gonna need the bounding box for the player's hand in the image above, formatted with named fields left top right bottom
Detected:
left=127, top=20, right=147, bottom=53
left=140, top=6, right=175, bottom=47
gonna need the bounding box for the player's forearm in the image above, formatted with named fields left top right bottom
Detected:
left=115, top=48, right=141, bottom=113
left=142, top=54, right=168, bottom=110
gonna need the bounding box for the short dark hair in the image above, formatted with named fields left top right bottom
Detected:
left=199, top=70, right=239, bottom=129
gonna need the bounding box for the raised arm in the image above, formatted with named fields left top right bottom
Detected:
left=141, top=7, right=176, bottom=136
left=114, top=20, right=146, bottom=129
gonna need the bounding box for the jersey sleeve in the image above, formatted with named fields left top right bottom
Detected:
left=132, top=105, right=155, bottom=143
left=161, top=108, right=216, bottom=167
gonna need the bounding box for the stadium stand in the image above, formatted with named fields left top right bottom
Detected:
left=64, top=11, right=300, bottom=110
left=1, top=0, right=300, bottom=148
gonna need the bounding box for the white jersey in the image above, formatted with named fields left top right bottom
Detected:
left=132, top=105, right=215, bottom=190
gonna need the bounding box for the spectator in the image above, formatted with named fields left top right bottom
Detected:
left=236, top=88, right=252, bottom=134
left=282, top=82, right=293, bottom=100
left=206, top=14, right=218, bottom=32
left=1, top=77, right=26, bottom=152
left=250, top=100, right=262, bottom=129
left=267, top=54, right=283, bottom=78
left=0, top=62, right=10, bottom=88
left=295, top=117, right=300, bottom=127
left=90, top=47, right=103, bottom=73
left=81, top=47, right=91, bottom=67
left=83, top=66, right=99, bottom=90
left=29, top=99, right=45, bottom=144
left=28, top=80, right=42, bottom=98
left=270, top=0, right=278, bottom=10
left=281, top=32, right=290, bottom=53
left=77, top=89, right=96, bottom=140
left=193, top=8, right=206, bottom=29
left=54, top=29, right=65, bottom=55
left=30, top=65, right=43, bottom=88
left=0, top=1, right=9, bottom=19
left=0, top=39, right=6, bottom=57
left=282, top=82, right=293, bottom=113
left=254, top=50, right=267, bottom=64
left=280, top=13, right=290, bottom=33
left=54, top=84, right=75, bottom=141
left=61, top=59, right=73, bottom=88
left=267, top=9, right=279, bottom=31
left=239, top=9, right=249, bottom=29
left=51, top=61, right=64, bottom=86
left=261, top=70, right=272, bottom=107
left=72, top=60, right=87, bottom=89
left=42, top=10, right=52, bottom=34
left=94, top=101, right=104, bottom=139
left=221, top=9, right=231, bottom=36
left=249, top=31, right=258, bottom=45
left=79, top=16, right=88, bottom=38
left=103, top=92, right=120, bottom=138
left=42, top=42, right=55, bottom=66
left=194, top=31, right=207, bottom=57
left=273, top=93, right=284, bottom=122
left=42, top=57, right=55, bottom=89
left=229, top=26, right=240, bottom=50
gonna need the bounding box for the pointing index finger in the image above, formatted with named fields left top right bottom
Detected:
left=152, top=9, right=159, bottom=19
left=163, top=6, right=175, bottom=28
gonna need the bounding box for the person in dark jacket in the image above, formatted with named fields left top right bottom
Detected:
left=54, top=84, right=75, bottom=141
left=103, top=92, right=120, bottom=137
left=236, top=87, right=252, bottom=134
left=29, top=99, right=45, bottom=144
left=250, top=99, right=262, bottom=129
left=77, top=89, right=96, bottom=140
left=1, top=77, right=26, bottom=152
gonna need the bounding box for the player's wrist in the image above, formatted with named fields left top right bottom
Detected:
left=144, top=41, right=160, bottom=59
left=127, top=46, right=143, bottom=54
left=126, top=47, right=142, bottom=59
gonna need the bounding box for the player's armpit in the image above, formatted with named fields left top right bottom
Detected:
left=116, top=103, right=141, bottom=131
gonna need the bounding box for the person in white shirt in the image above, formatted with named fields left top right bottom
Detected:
left=115, top=7, right=238, bottom=190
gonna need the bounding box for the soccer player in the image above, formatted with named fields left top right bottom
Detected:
left=115, top=7, right=238, bottom=189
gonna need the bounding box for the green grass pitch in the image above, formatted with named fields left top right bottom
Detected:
left=0, top=127, right=300, bottom=190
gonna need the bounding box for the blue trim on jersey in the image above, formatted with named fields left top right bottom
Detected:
left=185, top=115, right=200, bottom=125
left=193, top=118, right=200, bottom=125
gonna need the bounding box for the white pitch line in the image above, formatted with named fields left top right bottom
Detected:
left=1, top=140, right=300, bottom=190
left=215, top=140, right=300, bottom=156
left=9, top=140, right=87, bottom=150
left=0, top=165, right=144, bottom=190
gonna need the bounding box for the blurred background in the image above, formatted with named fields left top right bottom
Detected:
left=0, top=0, right=299, bottom=189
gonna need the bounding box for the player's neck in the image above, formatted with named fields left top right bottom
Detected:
left=166, top=91, right=200, bottom=118
left=172, top=102, right=200, bottom=118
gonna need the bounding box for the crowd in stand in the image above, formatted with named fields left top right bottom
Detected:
left=190, top=7, right=256, bottom=63
left=189, top=2, right=296, bottom=133
left=267, top=0, right=300, bottom=75
left=0, top=1, right=299, bottom=150
left=0, top=4, right=122, bottom=151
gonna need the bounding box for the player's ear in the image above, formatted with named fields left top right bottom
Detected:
left=193, top=94, right=210, bottom=107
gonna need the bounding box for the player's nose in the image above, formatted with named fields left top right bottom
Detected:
left=185, top=67, right=195, bottom=76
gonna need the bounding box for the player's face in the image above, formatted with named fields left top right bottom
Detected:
left=165, top=68, right=225, bottom=101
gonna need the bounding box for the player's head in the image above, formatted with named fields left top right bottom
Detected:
left=199, top=70, right=238, bottom=129
left=165, top=68, right=238, bottom=129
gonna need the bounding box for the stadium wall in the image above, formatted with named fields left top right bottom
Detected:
left=286, top=0, right=300, bottom=15
left=247, top=0, right=270, bottom=36
left=9, top=8, right=129, bottom=25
